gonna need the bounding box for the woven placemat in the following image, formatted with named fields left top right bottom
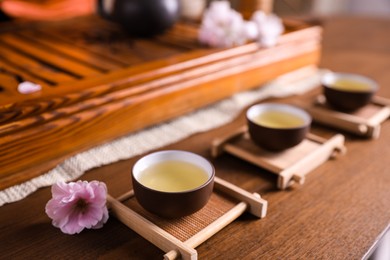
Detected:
left=0, top=66, right=325, bottom=206
left=124, top=191, right=238, bottom=241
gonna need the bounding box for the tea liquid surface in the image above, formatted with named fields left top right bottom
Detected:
left=253, top=110, right=305, bottom=128
left=331, top=79, right=371, bottom=92
left=138, top=160, right=209, bottom=192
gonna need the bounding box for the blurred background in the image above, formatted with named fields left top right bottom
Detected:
left=274, top=0, right=390, bottom=17
left=1, top=0, right=389, bottom=22
left=217, top=0, right=390, bottom=18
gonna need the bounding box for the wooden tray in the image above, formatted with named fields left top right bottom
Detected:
left=107, top=176, right=267, bottom=260
left=305, top=95, right=390, bottom=138
left=211, top=126, right=346, bottom=189
left=0, top=15, right=322, bottom=189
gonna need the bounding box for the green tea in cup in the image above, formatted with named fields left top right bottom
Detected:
left=132, top=150, right=215, bottom=218
left=137, top=160, right=209, bottom=192
left=330, top=78, right=372, bottom=92
left=246, top=103, right=311, bottom=151
left=251, top=110, right=306, bottom=129
left=322, top=72, right=379, bottom=111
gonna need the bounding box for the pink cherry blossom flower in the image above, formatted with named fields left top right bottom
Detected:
left=198, top=1, right=284, bottom=49
left=17, top=81, right=42, bottom=94
left=251, top=10, right=284, bottom=47
left=45, top=180, right=109, bottom=235
left=198, top=1, right=249, bottom=48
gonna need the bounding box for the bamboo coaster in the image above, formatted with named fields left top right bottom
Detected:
left=107, top=176, right=267, bottom=260
left=211, top=126, right=346, bottom=189
left=305, top=95, right=390, bottom=139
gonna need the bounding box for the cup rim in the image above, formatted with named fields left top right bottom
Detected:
left=321, top=72, right=379, bottom=93
left=132, top=150, right=215, bottom=194
left=246, top=103, right=312, bottom=130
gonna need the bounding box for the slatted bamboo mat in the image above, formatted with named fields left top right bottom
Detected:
left=304, top=95, right=390, bottom=138
left=211, top=127, right=346, bottom=189
left=0, top=15, right=199, bottom=105
left=108, top=176, right=267, bottom=259
left=124, top=191, right=238, bottom=241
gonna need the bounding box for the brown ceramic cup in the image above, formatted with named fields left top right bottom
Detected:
left=322, top=72, right=379, bottom=112
left=132, top=150, right=215, bottom=218
left=246, top=103, right=311, bottom=151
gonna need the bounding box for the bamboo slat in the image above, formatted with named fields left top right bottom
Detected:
left=304, top=95, right=390, bottom=139
left=211, top=127, right=346, bottom=189
left=109, top=176, right=267, bottom=260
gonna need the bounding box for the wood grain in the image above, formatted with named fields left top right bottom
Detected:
left=0, top=16, right=321, bottom=189
left=0, top=33, right=103, bottom=77
left=3, top=16, right=389, bottom=260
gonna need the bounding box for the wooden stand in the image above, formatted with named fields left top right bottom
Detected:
left=211, top=126, right=346, bottom=189
left=305, top=96, right=390, bottom=139
left=107, top=176, right=267, bottom=260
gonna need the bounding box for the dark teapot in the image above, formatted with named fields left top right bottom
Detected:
left=97, top=0, right=180, bottom=37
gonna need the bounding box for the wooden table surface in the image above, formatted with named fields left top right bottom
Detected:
left=1, top=16, right=390, bottom=259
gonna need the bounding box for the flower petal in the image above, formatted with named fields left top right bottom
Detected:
left=251, top=11, right=284, bottom=48
left=77, top=205, right=102, bottom=228
left=198, top=0, right=248, bottom=48
left=45, top=180, right=109, bottom=235
left=92, top=207, right=109, bottom=229
left=51, top=182, right=71, bottom=199
left=17, top=81, right=41, bottom=94
left=60, top=210, right=85, bottom=235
